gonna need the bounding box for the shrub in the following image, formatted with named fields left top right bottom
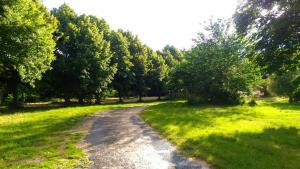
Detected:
left=176, top=20, right=262, bottom=105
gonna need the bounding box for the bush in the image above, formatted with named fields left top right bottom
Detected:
left=176, top=20, right=262, bottom=105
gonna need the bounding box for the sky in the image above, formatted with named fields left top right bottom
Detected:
left=42, top=0, right=239, bottom=51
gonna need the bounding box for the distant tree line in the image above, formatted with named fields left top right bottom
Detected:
left=0, top=2, right=182, bottom=106
left=0, top=0, right=299, bottom=106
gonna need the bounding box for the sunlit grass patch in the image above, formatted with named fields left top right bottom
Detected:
left=0, top=100, right=164, bottom=169
left=141, top=98, right=300, bottom=169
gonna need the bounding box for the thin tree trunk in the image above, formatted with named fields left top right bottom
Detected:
left=96, top=97, right=101, bottom=104
left=78, top=97, right=84, bottom=104
left=64, top=97, right=70, bottom=104
left=0, top=89, right=3, bottom=105
left=289, top=96, right=293, bottom=103
left=12, top=89, right=19, bottom=107
left=118, top=92, right=124, bottom=103
left=158, top=90, right=161, bottom=100
left=138, top=93, right=142, bottom=102
left=95, top=93, right=101, bottom=104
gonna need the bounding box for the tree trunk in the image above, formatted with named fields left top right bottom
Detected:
left=64, top=97, right=70, bottom=104
left=78, top=97, right=84, bottom=104
left=12, top=89, right=19, bottom=107
left=138, top=93, right=143, bottom=102
left=118, top=92, right=124, bottom=103
left=158, top=91, right=161, bottom=100
left=95, top=94, right=101, bottom=104
left=0, top=89, right=3, bottom=105
left=118, top=97, right=124, bottom=103
left=289, top=96, right=294, bottom=103
left=169, top=90, right=173, bottom=100
left=95, top=98, right=101, bottom=104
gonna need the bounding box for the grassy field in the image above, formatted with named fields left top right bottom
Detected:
left=141, top=98, right=300, bottom=169
left=0, top=100, right=163, bottom=169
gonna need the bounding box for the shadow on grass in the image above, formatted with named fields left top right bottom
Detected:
left=143, top=102, right=259, bottom=133
left=265, top=102, right=300, bottom=111
left=179, top=127, right=300, bottom=169
left=0, top=103, right=64, bottom=115
left=141, top=100, right=300, bottom=169
left=0, top=98, right=166, bottom=115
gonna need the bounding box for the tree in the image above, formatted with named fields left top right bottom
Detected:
left=177, top=20, right=262, bottom=104
left=0, top=0, right=57, bottom=106
left=234, top=0, right=300, bottom=74
left=161, top=50, right=179, bottom=67
left=146, top=50, right=169, bottom=99
left=48, top=4, right=78, bottom=102
left=291, top=75, right=300, bottom=102
left=88, top=15, right=111, bottom=41
left=269, top=72, right=300, bottom=102
left=110, top=30, right=133, bottom=102
left=162, top=45, right=184, bottom=61
left=123, top=31, right=150, bottom=101
left=49, top=4, right=116, bottom=103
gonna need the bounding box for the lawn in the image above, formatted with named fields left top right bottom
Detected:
left=0, top=101, right=163, bottom=169
left=141, top=98, right=300, bottom=169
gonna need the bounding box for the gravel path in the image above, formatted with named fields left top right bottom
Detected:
left=82, top=106, right=210, bottom=169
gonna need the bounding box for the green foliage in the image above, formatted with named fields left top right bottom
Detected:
left=158, top=46, right=183, bottom=99
left=141, top=98, right=300, bottom=169
left=48, top=4, right=116, bottom=102
left=292, top=76, right=300, bottom=102
left=234, top=0, right=300, bottom=73
left=110, top=30, right=133, bottom=102
left=146, top=50, right=169, bottom=99
left=269, top=73, right=296, bottom=97
left=162, top=45, right=184, bottom=60
left=292, top=88, right=300, bottom=102
left=177, top=20, right=262, bottom=104
left=0, top=0, right=57, bottom=105
left=88, top=15, right=111, bottom=41
left=269, top=72, right=300, bottom=102
left=123, top=31, right=150, bottom=101
left=162, top=50, right=179, bottom=67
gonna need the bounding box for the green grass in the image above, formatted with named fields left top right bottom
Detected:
left=0, top=101, right=163, bottom=169
left=141, top=98, right=300, bottom=169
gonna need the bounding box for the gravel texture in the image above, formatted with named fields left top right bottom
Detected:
left=82, top=106, right=210, bottom=169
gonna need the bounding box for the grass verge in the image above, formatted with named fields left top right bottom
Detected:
left=141, top=98, right=300, bottom=169
left=0, top=101, right=163, bottom=168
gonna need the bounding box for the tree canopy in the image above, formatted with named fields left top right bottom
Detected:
left=1, top=1, right=299, bottom=106
left=110, top=30, right=133, bottom=102
left=0, top=0, right=57, bottom=105
left=177, top=20, right=262, bottom=104
left=234, top=0, right=300, bottom=73
left=48, top=4, right=116, bottom=102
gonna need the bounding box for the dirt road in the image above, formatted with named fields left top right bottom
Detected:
left=82, top=106, right=209, bottom=169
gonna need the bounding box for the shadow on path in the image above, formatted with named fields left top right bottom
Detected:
left=83, top=107, right=210, bottom=169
